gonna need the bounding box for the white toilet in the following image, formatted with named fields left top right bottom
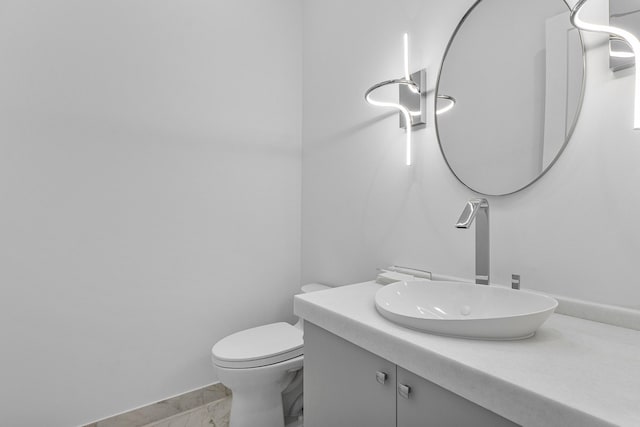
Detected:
left=211, top=284, right=329, bottom=427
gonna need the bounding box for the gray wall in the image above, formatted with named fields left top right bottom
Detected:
left=0, top=1, right=301, bottom=425
left=301, top=0, right=640, bottom=309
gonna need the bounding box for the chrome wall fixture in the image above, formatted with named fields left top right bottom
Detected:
left=365, top=34, right=426, bottom=166
left=571, top=0, right=640, bottom=129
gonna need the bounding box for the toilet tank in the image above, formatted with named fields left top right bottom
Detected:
left=300, top=283, right=331, bottom=294
left=294, top=283, right=331, bottom=329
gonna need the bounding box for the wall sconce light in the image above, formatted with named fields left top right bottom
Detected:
left=571, top=0, right=640, bottom=129
left=436, top=94, right=457, bottom=115
left=365, top=33, right=426, bottom=166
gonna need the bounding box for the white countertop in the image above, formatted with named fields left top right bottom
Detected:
left=294, top=281, right=640, bottom=427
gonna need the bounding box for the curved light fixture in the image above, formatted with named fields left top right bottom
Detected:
left=571, top=0, right=640, bottom=129
left=436, top=94, right=457, bottom=115
left=364, top=33, right=425, bottom=166
left=365, top=78, right=418, bottom=166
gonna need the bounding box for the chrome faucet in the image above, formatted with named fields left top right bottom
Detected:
left=455, top=198, right=490, bottom=285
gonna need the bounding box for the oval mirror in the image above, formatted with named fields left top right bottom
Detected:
left=436, top=0, right=585, bottom=196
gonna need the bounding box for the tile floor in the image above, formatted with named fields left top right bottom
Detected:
left=84, top=383, right=231, bottom=427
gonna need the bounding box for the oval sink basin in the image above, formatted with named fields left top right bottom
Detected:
left=375, top=280, right=558, bottom=340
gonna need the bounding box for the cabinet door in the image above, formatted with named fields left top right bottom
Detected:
left=396, top=366, right=519, bottom=427
left=304, top=322, right=396, bottom=427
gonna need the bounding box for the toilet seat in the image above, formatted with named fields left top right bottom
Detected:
left=212, top=322, right=303, bottom=369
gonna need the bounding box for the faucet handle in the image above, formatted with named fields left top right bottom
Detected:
left=455, top=198, right=489, bottom=228
left=511, top=274, right=521, bottom=290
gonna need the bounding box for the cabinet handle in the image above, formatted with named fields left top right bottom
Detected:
left=375, top=371, right=388, bottom=384
left=398, top=383, right=411, bottom=399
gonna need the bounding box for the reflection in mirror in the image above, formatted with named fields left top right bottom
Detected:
left=610, top=0, right=640, bottom=71
left=436, top=0, right=585, bottom=196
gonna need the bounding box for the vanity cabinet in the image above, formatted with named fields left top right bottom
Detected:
left=304, top=322, right=518, bottom=427
left=303, top=321, right=396, bottom=427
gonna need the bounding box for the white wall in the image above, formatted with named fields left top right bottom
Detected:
left=0, top=1, right=301, bottom=425
left=302, top=0, right=640, bottom=310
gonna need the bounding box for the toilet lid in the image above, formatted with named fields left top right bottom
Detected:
left=211, top=322, right=303, bottom=369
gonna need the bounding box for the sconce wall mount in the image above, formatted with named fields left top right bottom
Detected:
left=399, top=69, right=427, bottom=129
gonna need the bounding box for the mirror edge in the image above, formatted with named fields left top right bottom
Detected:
left=434, top=0, right=587, bottom=196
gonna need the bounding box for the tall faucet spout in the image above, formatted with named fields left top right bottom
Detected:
left=455, top=198, right=490, bottom=285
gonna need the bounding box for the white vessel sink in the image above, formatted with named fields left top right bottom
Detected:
left=375, top=280, right=558, bottom=340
